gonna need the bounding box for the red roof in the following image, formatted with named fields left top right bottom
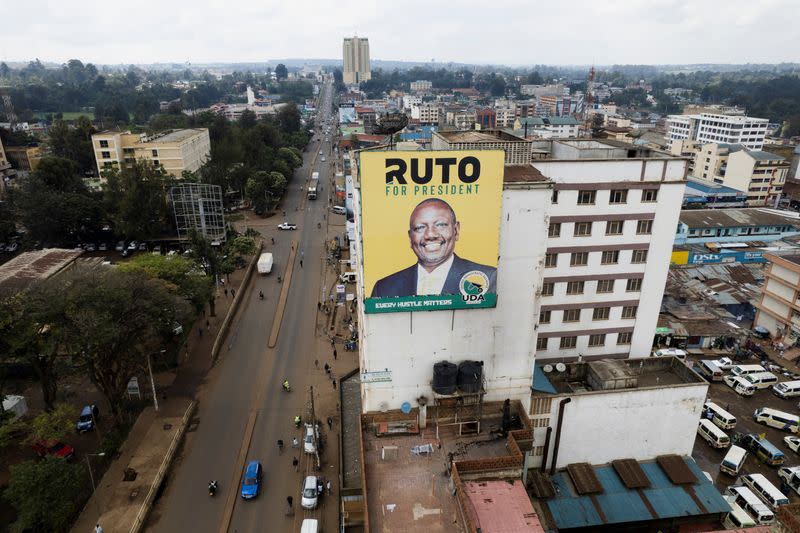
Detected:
left=355, top=106, right=374, bottom=114
left=464, top=480, right=545, bottom=533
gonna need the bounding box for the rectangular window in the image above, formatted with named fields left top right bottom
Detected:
left=539, top=310, right=551, bottom=324
left=536, top=337, right=548, bottom=350
left=606, top=220, right=624, bottom=235
left=99, top=140, right=109, bottom=148
left=552, top=190, right=558, bottom=204
left=626, top=278, right=642, bottom=292
left=101, top=151, right=112, bottom=159
left=636, top=220, right=653, bottom=235
left=574, top=221, right=592, bottom=237
left=566, top=281, right=584, bottom=295
left=560, top=336, right=577, bottom=349
left=153, top=160, right=160, bottom=166
left=617, top=332, right=632, bottom=345
left=593, top=307, right=610, bottom=320
left=596, top=279, right=615, bottom=293
left=545, top=253, right=558, bottom=268
left=609, top=189, right=628, bottom=204
left=548, top=223, right=561, bottom=237
left=152, top=149, right=158, bottom=157
left=588, top=333, right=606, bottom=347
left=577, top=190, right=596, bottom=205
left=641, top=189, right=658, bottom=202
left=622, top=306, right=638, bottom=319
left=570, top=252, right=589, bottom=266
left=631, top=249, right=648, bottom=263
left=601, top=250, right=619, bottom=265
left=563, top=309, right=581, bottom=322
left=541, top=282, right=554, bottom=296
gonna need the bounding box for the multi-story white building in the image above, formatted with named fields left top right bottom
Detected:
left=351, top=140, right=687, bottom=412
left=411, top=103, right=442, bottom=125
left=722, top=149, right=789, bottom=206
left=402, top=95, right=421, bottom=111
left=432, top=130, right=532, bottom=165
left=666, top=113, right=769, bottom=151
left=91, top=129, right=211, bottom=177
left=494, top=104, right=517, bottom=128
left=755, top=253, right=800, bottom=345
left=410, top=80, right=432, bottom=92
left=342, top=36, right=371, bottom=85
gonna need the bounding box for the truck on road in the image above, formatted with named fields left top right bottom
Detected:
left=308, top=172, right=320, bottom=200
left=257, top=252, right=273, bottom=274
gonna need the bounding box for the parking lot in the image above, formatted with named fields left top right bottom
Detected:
left=689, top=352, right=800, bottom=500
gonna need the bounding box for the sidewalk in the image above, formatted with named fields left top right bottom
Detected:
left=70, top=267, right=249, bottom=533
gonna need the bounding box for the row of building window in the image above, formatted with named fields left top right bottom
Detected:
left=536, top=331, right=633, bottom=350
left=570, top=189, right=658, bottom=205
left=539, top=305, right=638, bottom=324
left=545, top=249, right=648, bottom=268
left=541, top=277, right=642, bottom=296
left=549, top=219, right=653, bottom=238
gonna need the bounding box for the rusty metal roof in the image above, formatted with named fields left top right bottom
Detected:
left=0, top=248, right=83, bottom=296
left=612, top=459, right=651, bottom=489
left=527, top=470, right=555, bottom=499
left=566, top=463, right=603, bottom=495
left=657, top=455, right=697, bottom=485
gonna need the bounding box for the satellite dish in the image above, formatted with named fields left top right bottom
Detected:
left=379, top=402, right=389, bottom=413
left=556, top=363, right=567, bottom=372
left=542, top=364, right=553, bottom=373
left=401, top=402, right=412, bottom=414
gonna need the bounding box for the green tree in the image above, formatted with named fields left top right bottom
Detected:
left=63, top=268, right=185, bottom=425
left=29, top=403, right=75, bottom=442
left=102, top=160, right=169, bottom=239
left=48, top=117, right=97, bottom=175
left=277, top=104, right=302, bottom=133
left=239, top=108, right=257, bottom=129
left=118, top=254, right=213, bottom=313
left=4, top=457, right=88, bottom=533
left=275, top=64, right=288, bottom=81
left=227, top=235, right=257, bottom=257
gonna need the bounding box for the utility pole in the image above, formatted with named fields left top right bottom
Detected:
left=310, top=386, right=321, bottom=469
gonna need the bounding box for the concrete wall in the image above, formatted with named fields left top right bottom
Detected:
left=532, top=381, right=707, bottom=469
left=356, top=183, right=551, bottom=412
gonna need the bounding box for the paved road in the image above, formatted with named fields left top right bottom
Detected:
left=148, top=79, right=340, bottom=533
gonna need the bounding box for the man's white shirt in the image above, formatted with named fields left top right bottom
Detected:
left=416, top=255, right=454, bottom=295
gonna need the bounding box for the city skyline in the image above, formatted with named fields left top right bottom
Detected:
left=2, top=0, right=799, bottom=66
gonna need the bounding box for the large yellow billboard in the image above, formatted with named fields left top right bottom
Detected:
left=360, top=150, right=504, bottom=313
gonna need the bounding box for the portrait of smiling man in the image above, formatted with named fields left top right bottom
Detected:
left=370, top=198, right=497, bottom=298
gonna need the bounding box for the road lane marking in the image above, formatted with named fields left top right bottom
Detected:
left=268, top=239, right=297, bottom=349
left=218, top=410, right=258, bottom=533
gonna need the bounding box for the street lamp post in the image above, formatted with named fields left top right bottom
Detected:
left=147, top=349, right=166, bottom=412
left=85, top=452, right=106, bottom=492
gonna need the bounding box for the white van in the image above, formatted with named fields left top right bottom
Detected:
left=339, top=272, right=356, bottom=284
left=773, top=379, right=800, bottom=399
left=731, top=364, right=766, bottom=377
left=743, top=371, right=779, bottom=389
left=726, top=485, right=775, bottom=525
left=331, top=205, right=346, bottom=215
left=753, top=407, right=800, bottom=433
left=742, top=473, right=790, bottom=509
left=704, top=401, right=737, bottom=429
left=698, top=360, right=724, bottom=382
left=722, top=496, right=756, bottom=529
left=723, top=375, right=756, bottom=396
left=301, top=519, right=319, bottom=533
left=720, top=445, right=747, bottom=476
left=698, top=419, right=730, bottom=448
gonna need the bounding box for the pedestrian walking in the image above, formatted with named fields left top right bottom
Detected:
left=332, top=379, right=337, bottom=390
left=206, top=319, right=210, bottom=330
left=95, top=524, right=104, bottom=533
left=314, top=359, right=319, bottom=369
left=301, top=249, right=304, bottom=260
left=317, top=302, right=321, bottom=310
left=324, top=363, right=330, bottom=374
left=333, top=348, right=337, bottom=360
left=220, top=278, right=225, bottom=287
left=198, top=328, right=202, bottom=337
left=330, top=338, right=335, bottom=347
left=327, top=416, right=333, bottom=430
left=327, top=480, right=332, bottom=495
left=224, top=288, right=228, bottom=297
left=292, top=437, right=299, bottom=448
left=292, top=456, right=299, bottom=471
left=287, top=495, right=293, bottom=508
left=231, top=289, right=235, bottom=297
left=300, top=259, right=303, bottom=268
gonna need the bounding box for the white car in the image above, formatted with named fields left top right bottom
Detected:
left=303, top=424, right=318, bottom=454
left=277, top=222, right=297, bottom=230
left=714, top=357, right=734, bottom=370
left=301, top=476, right=318, bottom=509
left=723, top=374, right=755, bottom=396
left=652, top=348, right=687, bottom=361
left=784, top=436, right=800, bottom=453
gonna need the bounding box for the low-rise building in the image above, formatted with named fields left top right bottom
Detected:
left=4, top=144, right=43, bottom=172
left=409, top=80, right=432, bottom=92
left=475, top=107, right=496, bottom=129
left=722, top=148, right=789, bottom=206
left=513, top=116, right=581, bottom=139
left=91, top=129, right=211, bottom=177
left=674, top=208, right=800, bottom=245
left=682, top=175, right=748, bottom=208
left=411, top=103, right=442, bottom=125
left=431, top=130, right=531, bottom=165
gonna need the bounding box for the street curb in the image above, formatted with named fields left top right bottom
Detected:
left=211, top=241, right=263, bottom=365
left=129, top=400, right=197, bottom=533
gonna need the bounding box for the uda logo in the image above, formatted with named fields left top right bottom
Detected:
left=459, top=270, right=490, bottom=304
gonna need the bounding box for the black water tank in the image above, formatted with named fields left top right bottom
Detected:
left=432, top=361, right=458, bottom=394
left=458, top=361, right=483, bottom=393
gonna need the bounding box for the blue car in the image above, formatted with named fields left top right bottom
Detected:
left=240, top=460, right=263, bottom=499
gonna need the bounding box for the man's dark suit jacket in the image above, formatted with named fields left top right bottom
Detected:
left=370, top=254, right=497, bottom=298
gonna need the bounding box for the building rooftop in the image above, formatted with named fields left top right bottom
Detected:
left=434, top=129, right=529, bottom=143
left=544, top=456, right=730, bottom=530
left=533, top=357, right=705, bottom=397
left=530, top=139, right=677, bottom=161
left=154, top=129, right=208, bottom=143
left=679, top=208, right=800, bottom=229
left=747, top=150, right=786, bottom=161
left=685, top=176, right=747, bottom=195
left=0, top=248, right=83, bottom=295
left=545, top=116, right=581, bottom=126
left=464, top=480, right=545, bottom=533
left=503, top=165, right=548, bottom=183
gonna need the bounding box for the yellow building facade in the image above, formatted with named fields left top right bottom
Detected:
left=91, top=129, right=211, bottom=177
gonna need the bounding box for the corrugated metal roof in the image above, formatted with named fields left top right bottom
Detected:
left=679, top=208, right=800, bottom=229
left=567, top=463, right=604, bottom=495
left=464, top=480, right=545, bottom=533
left=657, top=455, right=697, bottom=485
left=748, top=150, right=785, bottom=161
left=612, top=459, right=651, bottom=489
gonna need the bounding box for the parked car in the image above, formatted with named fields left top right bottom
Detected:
left=303, top=424, right=318, bottom=454
left=115, top=241, right=126, bottom=252
left=715, top=357, right=735, bottom=370
left=652, top=348, right=687, bottom=361
left=278, top=222, right=297, bottom=230
left=152, top=245, right=161, bottom=255
left=32, top=440, right=75, bottom=460
left=5, top=242, right=18, bottom=253
left=138, top=242, right=147, bottom=251
left=723, top=375, right=756, bottom=397
left=784, top=436, right=800, bottom=454
left=76, top=404, right=99, bottom=432
left=240, top=460, right=263, bottom=499
left=127, top=241, right=138, bottom=251
left=301, top=475, right=319, bottom=509
left=98, top=243, right=108, bottom=251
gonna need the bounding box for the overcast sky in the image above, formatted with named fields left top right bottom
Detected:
left=3, top=0, right=799, bottom=66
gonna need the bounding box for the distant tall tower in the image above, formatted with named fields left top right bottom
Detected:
left=342, top=36, right=371, bottom=85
